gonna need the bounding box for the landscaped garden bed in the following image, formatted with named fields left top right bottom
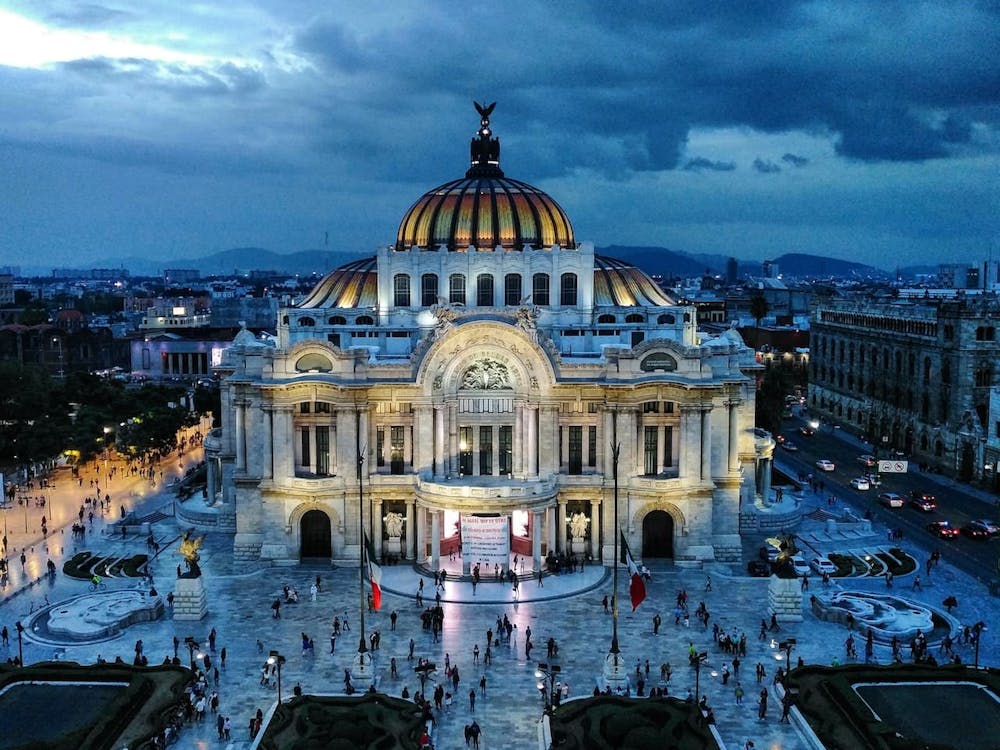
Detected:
left=0, top=661, right=191, bottom=750
left=257, top=693, right=427, bottom=750
left=63, top=552, right=148, bottom=579
left=549, top=695, right=719, bottom=749
left=784, top=663, right=1000, bottom=750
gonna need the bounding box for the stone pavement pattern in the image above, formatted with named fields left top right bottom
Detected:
left=2, top=441, right=998, bottom=750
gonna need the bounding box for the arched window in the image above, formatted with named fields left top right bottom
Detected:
left=908, top=353, right=915, bottom=376
left=328, top=315, right=347, bottom=325
left=625, top=313, right=644, bottom=323
left=299, top=316, right=316, bottom=326
left=560, top=272, right=578, bottom=306
left=504, top=274, right=522, bottom=306
left=476, top=274, right=494, bottom=307
left=934, top=440, right=944, bottom=457
left=923, top=357, right=932, bottom=383
left=894, top=351, right=902, bottom=372
left=449, top=274, right=466, bottom=305
left=658, top=313, right=675, bottom=325
left=598, top=314, right=616, bottom=324
left=683, top=313, right=691, bottom=323
left=421, top=274, right=438, bottom=307
left=355, top=315, right=374, bottom=325
left=393, top=274, right=410, bottom=308
left=920, top=434, right=928, bottom=451
left=532, top=273, right=550, bottom=306
left=282, top=315, right=289, bottom=325
left=941, top=360, right=951, bottom=384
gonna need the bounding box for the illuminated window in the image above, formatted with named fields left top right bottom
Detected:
left=449, top=274, right=466, bottom=305
left=421, top=274, right=438, bottom=306
left=532, top=273, right=550, bottom=306
left=560, top=273, right=578, bottom=306
left=393, top=274, right=410, bottom=307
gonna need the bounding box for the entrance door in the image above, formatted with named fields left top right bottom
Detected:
left=300, top=509, right=332, bottom=559
left=642, top=510, right=674, bottom=558
left=960, top=442, right=975, bottom=482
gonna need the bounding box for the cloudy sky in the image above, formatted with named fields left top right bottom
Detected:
left=1, top=0, right=998, bottom=272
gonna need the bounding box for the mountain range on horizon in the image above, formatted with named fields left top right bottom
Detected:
left=31, top=245, right=907, bottom=280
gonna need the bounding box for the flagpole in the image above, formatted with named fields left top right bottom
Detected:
left=355, top=403, right=370, bottom=680
left=603, top=407, right=626, bottom=688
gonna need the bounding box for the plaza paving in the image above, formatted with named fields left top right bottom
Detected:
left=1, top=439, right=998, bottom=749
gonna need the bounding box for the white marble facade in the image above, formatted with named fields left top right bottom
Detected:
left=209, top=107, right=765, bottom=570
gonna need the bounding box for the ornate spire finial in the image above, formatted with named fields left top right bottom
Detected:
left=468, top=101, right=503, bottom=177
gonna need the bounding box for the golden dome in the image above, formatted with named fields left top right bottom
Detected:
left=395, top=103, right=575, bottom=252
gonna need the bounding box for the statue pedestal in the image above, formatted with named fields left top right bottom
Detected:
left=385, top=537, right=402, bottom=557
left=172, top=575, right=208, bottom=621
left=571, top=538, right=586, bottom=555
left=767, top=575, right=803, bottom=623
left=601, top=650, right=630, bottom=690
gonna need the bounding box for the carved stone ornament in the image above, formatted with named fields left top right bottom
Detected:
left=461, top=358, right=512, bottom=390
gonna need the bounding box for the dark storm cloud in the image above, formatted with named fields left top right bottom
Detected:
left=781, top=153, right=809, bottom=167
left=59, top=57, right=265, bottom=98
left=753, top=158, right=782, bottom=174
left=683, top=157, right=736, bottom=172
left=285, top=0, right=1000, bottom=176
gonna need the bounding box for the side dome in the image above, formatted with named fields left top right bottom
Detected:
left=297, top=257, right=378, bottom=309
left=395, top=103, right=575, bottom=252
left=594, top=255, right=676, bottom=307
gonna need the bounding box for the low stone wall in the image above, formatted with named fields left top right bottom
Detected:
left=768, top=575, right=804, bottom=622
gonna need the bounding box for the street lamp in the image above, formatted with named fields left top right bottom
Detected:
left=535, top=662, right=562, bottom=713
left=692, top=651, right=708, bottom=704
left=51, top=336, right=64, bottom=379
left=15, top=621, right=24, bottom=666
left=779, top=638, right=796, bottom=666
left=102, top=427, right=112, bottom=476
left=972, top=621, right=987, bottom=669
left=268, top=650, right=286, bottom=703
left=184, top=636, right=200, bottom=671
left=414, top=660, right=436, bottom=700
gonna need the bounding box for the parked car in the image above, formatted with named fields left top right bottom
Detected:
left=780, top=441, right=799, bottom=452
left=961, top=521, right=992, bottom=539
left=857, top=454, right=876, bottom=467
left=907, top=495, right=937, bottom=512
left=790, top=555, right=810, bottom=576
left=810, top=556, right=837, bottom=575
left=815, top=459, right=835, bottom=471
left=747, top=560, right=771, bottom=577
left=926, top=520, right=960, bottom=539
left=850, top=477, right=871, bottom=491
left=878, top=492, right=904, bottom=508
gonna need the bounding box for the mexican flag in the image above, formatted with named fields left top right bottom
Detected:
left=620, top=531, right=646, bottom=611
left=364, top=531, right=382, bottom=611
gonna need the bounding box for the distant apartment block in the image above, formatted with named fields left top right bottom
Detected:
left=164, top=269, right=201, bottom=284
left=0, top=275, right=13, bottom=306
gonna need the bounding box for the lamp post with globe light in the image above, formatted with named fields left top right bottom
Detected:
left=535, top=662, right=562, bottom=714
left=268, top=650, right=286, bottom=703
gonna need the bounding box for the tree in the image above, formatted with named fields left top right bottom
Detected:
left=749, top=294, right=769, bottom=349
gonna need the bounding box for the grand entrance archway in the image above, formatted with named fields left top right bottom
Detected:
left=300, top=509, right=332, bottom=559
left=642, top=510, right=674, bottom=558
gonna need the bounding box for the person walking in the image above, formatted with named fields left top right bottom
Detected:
left=468, top=687, right=476, bottom=712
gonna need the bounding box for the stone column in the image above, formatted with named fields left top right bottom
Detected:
left=514, top=405, right=524, bottom=476
left=728, top=400, right=741, bottom=473
left=679, top=405, right=698, bottom=480
left=532, top=510, right=543, bottom=572
left=372, top=498, right=383, bottom=559
left=448, top=404, right=459, bottom=476
left=539, top=406, right=558, bottom=475
left=558, top=498, right=568, bottom=554
left=206, top=455, right=217, bottom=501
left=279, top=408, right=295, bottom=480
left=416, top=506, right=426, bottom=565
left=589, top=498, right=601, bottom=560
left=235, top=401, right=246, bottom=471
left=261, top=406, right=273, bottom=479
left=405, top=499, right=415, bottom=559
left=761, top=457, right=772, bottom=504
left=434, top=406, right=445, bottom=478
left=527, top=406, right=539, bottom=476
left=546, top=506, right=556, bottom=555
left=430, top=510, right=441, bottom=571
left=701, top=405, right=713, bottom=481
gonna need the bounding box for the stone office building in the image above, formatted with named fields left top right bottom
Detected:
left=207, top=106, right=764, bottom=571
left=809, top=294, right=1000, bottom=481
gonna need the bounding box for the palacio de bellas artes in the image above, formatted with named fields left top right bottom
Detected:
left=207, top=104, right=766, bottom=573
